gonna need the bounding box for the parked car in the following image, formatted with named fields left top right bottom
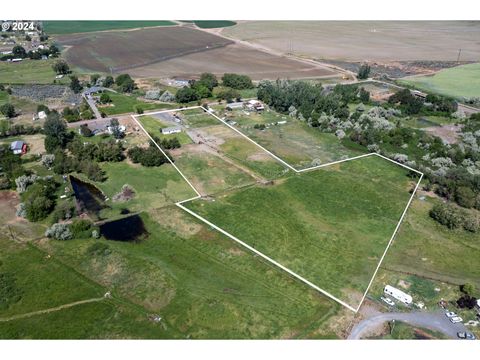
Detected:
left=381, top=296, right=395, bottom=306
left=445, top=311, right=457, bottom=318
left=457, top=332, right=476, bottom=340
left=450, top=316, right=463, bottom=323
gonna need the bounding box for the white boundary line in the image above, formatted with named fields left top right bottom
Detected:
left=354, top=172, right=424, bottom=312
left=133, top=107, right=424, bottom=312
left=130, top=114, right=202, bottom=197
left=175, top=201, right=358, bottom=312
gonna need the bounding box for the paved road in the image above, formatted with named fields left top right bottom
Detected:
left=348, top=310, right=467, bottom=339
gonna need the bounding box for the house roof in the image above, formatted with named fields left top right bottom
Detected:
left=10, top=140, right=24, bottom=150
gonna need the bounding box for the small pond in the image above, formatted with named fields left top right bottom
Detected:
left=99, top=214, right=148, bottom=242
left=70, top=175, right=107, bottom=217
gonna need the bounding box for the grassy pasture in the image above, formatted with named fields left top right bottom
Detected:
left=382, top=196, right=480, bottom=288
left=183, top=21, right=237, bottom=29
left=185, top=155, right=417, bottom=307
left=240, top=118, right=366, bottom=169
left=136, top=115, right=192, bottom=145
left=82, top=161, right=196, bottom=215
left=10, top=210, right=338, bottom=339
left=0, top=60, right=66, bottom=85
left=174, top=151, right=256, bottom=195
left=43, top=21, right=176, bottom=35
left=100, top=93, right=175, bottom=116
left=0, top=238, right=103, bottom=319
left=399, top=63, right=480, bottom=100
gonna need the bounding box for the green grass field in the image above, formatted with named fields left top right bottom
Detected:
left=43, top=21, right=177, bottom=35
left=82, top=161, right=196, bottom=215
left=399, top=63, right=480, bottom=100
left=241, top=119, right=366, bottom=169
left=185, top=155, right=417, bottom=307
left=101, top=93, right=175, bottom=116
left=182, top=21, right=237, bottom=29
left=1, top=209, right=338, bottom=339
left=174, top=151, right=256, bottom=195
left=181, top=108, right=220, bottom=128
left=382, top=196, right=480, bottom=288
left=0, top=238, right=103, bottom=319
left=137, top=115, right=192, bottom=145
left=0, top=60, right=68, bottom=85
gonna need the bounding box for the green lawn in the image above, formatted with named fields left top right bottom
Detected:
left=43, top=21, right=177, bottom=35
left=0, top=60, right=68, bottom=85
left=185, top=155, right=417, bottom=307
left=399, top=63, right=480, bottom=100
left=101, top=93, right=175, bottom=116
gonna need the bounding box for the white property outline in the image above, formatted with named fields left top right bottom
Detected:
left=131, top=106, right=424, bottom=313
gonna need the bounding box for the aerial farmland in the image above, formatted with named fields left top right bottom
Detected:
left=0, top=17, right=479, bottom=345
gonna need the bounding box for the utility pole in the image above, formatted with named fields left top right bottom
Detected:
left=457, top=48, right=462, bottom=63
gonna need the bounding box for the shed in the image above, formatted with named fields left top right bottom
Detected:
left=161, top=126, right=182, bottom=135
left=10, top=140, right=27, bottom=155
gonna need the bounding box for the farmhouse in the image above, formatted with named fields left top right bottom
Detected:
left=10, top=140, right=27, bottom=155
left=162, top=126, right=182, bottom=135
left=384, top=285, right=413, bottom=305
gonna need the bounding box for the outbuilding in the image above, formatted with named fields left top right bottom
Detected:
left=161, top=126, right=182, bottom=135
left=10, top=140, right=27, bottom=155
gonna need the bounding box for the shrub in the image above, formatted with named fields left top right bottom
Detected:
left=357, top=63, right=371, bottom=80
left=45, top=223, right=72, bottom=240
left=127, top=146, right=168, bottom=167
left=41, top=154, right=55, bottom=168
left=455, top=186, right=476, bottom=208
left=86, top=242, right=111, bottom=257
left=70, top=219, right=96, bottom=239
left=0, top=103, right=15, bottom=118
left=429, top=202, right=463, bottom=229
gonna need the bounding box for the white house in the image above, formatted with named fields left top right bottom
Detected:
left=384, top=285, right=412, bottom=305
left=10, top=140, right=26, bottom=155
left=161, top=126, right=182, bottom=135
left=246, top=99, right=265, bottom=111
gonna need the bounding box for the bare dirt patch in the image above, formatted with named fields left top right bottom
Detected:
left=128, top=43, right=339, bottom=80
left=424, top=124, right=463, bottom=144
left=223, top=21, right=480, bottom=62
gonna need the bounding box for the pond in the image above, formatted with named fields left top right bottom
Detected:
left=99, top=214, right=148, bottom=242
left=70, top=175, right=107, bottom=217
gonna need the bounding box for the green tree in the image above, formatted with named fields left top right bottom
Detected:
left=109, top=118, right=123, bottom=139
left=99, top=92, right=111, bottom=104
left=461, top=283, right=475, bottom=296
left=69, top=75, right=82, bottom=94
left=0, top=103, right=15, bottom=118
left=44, top=111, right=68, bottom=152
left=175, top=87, right=199, bottom=103
left=12, top=45, right=26, bottom=58
left=115, top=74, right=135, bottom=93
left=52, top=60, right=70, bottom=75
left=103, top=75, right=114, bottom=88
left=221, top=73, right=254, bottom=89
left=198, top=72, right=218, bottom=91
left=357, top=63, right=371, bottom=79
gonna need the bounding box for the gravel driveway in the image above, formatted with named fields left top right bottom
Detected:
left=348, top=310, right=467, bottom=339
